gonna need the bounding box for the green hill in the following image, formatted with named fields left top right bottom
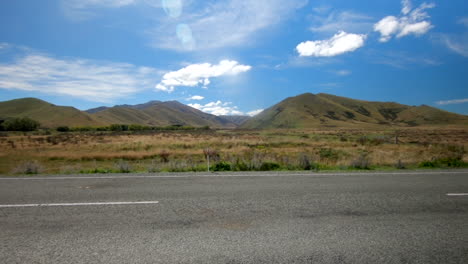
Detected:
left=241, top=93, right=468, bottom=129
left=0, top=98, right=103, bottom=128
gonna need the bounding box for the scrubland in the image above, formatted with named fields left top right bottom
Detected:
left=0, top=127, right=467, bottom=175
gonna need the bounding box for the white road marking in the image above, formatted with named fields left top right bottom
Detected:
left=446, top=193, right=468, bottom=196
left=0, top=171, right=466, bottom=180
left=0, top=201, right=159, bottom=208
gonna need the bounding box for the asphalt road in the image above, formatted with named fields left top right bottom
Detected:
left=1, top=171, right=467, bottom=264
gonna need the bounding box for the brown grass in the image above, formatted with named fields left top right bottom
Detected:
left=0, top=127, right=466, bottom=174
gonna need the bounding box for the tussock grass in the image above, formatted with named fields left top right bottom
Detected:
left=0, top=128, right=466, bottom=174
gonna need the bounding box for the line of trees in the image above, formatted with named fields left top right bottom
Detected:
left=0, top=117, right=40, bottom=131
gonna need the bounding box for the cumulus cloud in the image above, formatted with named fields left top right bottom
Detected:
left=188, top=101, right=244, bottom=116
left=156, top=60, right=251, bottom=93
left=0, top=53, right=160, bottom=102
left=436, top=98, right=468, bottom=105
left=187, top=95, right=204, bottom=101
left=247, top=109, right=264, bottom=116
left=374, top=0, right=435, bottom=42
left=296, top=31, right=366, bottom=57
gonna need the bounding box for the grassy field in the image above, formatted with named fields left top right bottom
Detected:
left=0, top=127, right=467, bottom=175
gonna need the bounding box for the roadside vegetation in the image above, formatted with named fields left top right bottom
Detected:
left=0, top=127, right=466, bottom=175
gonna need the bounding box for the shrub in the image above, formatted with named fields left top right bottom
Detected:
left=115, top=159, right=132, bottom=173
left=233, top=159, right=249, bottom=171
left=12, top=160, right=43, bottom=174
left=298, top=153, right=312, bottom=170
left=56, top=126, right=70, bottom=132
left=350, top=154, right=371, bottom=169
left=159, top=150, right=171, bottom=163
left=396, top=159, right=406, bottom=169
left=213, top=162, right=231, bottom=171
left=3, top=117, right=40, bottom=131
left=319, top=148, right=340, bottom=161
left=259, top=162, right=281, bottom=171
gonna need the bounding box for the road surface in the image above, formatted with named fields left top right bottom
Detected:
left=1, top=171, right=468, bottom=263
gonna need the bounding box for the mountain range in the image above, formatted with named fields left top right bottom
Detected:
left=0, top=93, right=467, bottom=129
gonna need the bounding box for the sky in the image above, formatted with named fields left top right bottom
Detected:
left=0, top=0, right=467, bottom=116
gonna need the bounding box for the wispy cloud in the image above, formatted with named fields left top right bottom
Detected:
left=188, top=101, right=244, bottom=116
left=61, top=0, right=139, bottom=20
left=0, top=43, right=10, bottom=50
left=309, top=10, right=374, bottom=34
left=156, top=60, right=251, bottom=93
left=149, top=0, right=308, bottom=51
left=370, top=50, right=440, bottom=69
left=436, top=98, right=468, bottom=105
left=435, top=18, right=468, bottom=57
left=0, top=52, right=161, bottom=102
left=374, top=0, right=435, bottom=42
left=297, top=31, right=366, bottom=57
left=334, top=70, right=352, bottom=76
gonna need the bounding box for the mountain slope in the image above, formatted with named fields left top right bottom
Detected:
left=91, top=101, right=237, bottom=128
left=0, top=98, right=103, bottom=127
left=241, top=93, right=468, bottom=129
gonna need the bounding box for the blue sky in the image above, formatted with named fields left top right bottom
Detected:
left=0, top=0, right=467, bottom=115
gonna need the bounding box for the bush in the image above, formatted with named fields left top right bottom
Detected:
left=319, top=148, right=340, bottom=161
left=212, top=162, right=231, bottom=171
left=115, top=159, right=132, bottom=173
left=350, top=154, right=371, bottom=169
left=233, top=159, right=249, bottom=171
left=419, top=157, right=467, bottom=168
left=3, top=117, right=40, bottom=131
left=259, top=162, right=281, bottom=171
left=12, top=160, right=43, bottom=174
left=298, top=153, right=319, bottom=171
left=396, top=159, right=406, bottom=169
left=56, top=126, right=70, bottom=132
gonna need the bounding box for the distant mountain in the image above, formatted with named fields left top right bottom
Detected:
left=91, top=101, right=237, bottom=128
left=241, top=93, right=468, bottom=129
left=2, top=94, right=466, bottom=129
left=85, top=100, right=162, bottom=114
left=0, top=98, right=103, bottom=128
left=219, top=115, right=251, bottom=125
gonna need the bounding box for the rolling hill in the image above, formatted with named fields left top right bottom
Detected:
left=241, top=93, right=468, bottom=129
left=0, top=98, right=103, bottom=128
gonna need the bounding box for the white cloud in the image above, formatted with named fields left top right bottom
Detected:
left=247, top=109, right=264, bottom=116
left=296, top=31, right=366, bottom=57
left=436, top=98, right=468, bottom=105
left=187, top=95, right=204, bottom=101
left=188, top=101, right=244, bottom=116
left=374, top=1, right=435, bottom=42
left=335, top=70, right=351, bottom=76
left=401, top=0, right=412, bottom=15
left=309, top=11, right=374, bottom=34
left=156, top=60, right=251, bottom=93
left=0, top=53, right=160, bottom=102
left=149, top=0, right=308, bottom=51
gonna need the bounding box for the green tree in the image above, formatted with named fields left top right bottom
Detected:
left=3, top=117, right=40, bottom=131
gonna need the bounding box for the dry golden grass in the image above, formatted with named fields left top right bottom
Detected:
left=0, top=127, right=466, bottom=174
